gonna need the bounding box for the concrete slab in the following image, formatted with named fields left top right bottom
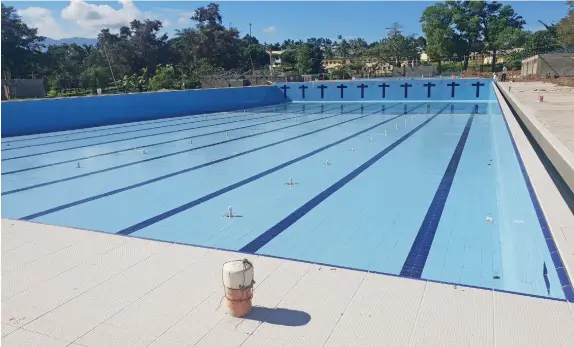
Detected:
left=3, top=219, right=574, bottom=347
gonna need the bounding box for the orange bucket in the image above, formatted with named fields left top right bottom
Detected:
left=225, top=287, right=253, bottom=318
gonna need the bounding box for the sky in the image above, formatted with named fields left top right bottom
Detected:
left=5, top=0, right=571, bottom=42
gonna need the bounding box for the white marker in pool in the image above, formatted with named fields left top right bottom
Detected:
left=285, top=176, right=294, bottom=185
left=77, top=162, right=81, bottom=168
left=404, top=118, right=407, bottom=126
left=189, top=139, right=193, bottom=144
left=325, top=159, right=330, bottom=166
left=226, top=131, right=229, bottom=139
left=369, top=136, right=373, bottom=143
left=143, top=149, right=147, bottom=154
left=395, top=124, right=398, bottom=129
left=384, top=129, right=387, bottom=136
left=226, top=206, right=233, bottom=218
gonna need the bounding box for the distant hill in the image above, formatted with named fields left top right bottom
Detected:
left=43, top=37, right=98, bottom=47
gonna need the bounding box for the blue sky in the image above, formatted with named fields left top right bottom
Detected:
left=7, top=1, right=570, bottom=42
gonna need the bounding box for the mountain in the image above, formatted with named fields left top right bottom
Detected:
left=43, top=37, right=98, bottom=47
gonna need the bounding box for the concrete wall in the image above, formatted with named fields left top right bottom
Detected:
left=280, top=78, right=493, bottom=102
left=521, top=53, right=574, bottom=77
left=496, top=83, right=574, bottom=194
left=1, top=86, right=285, bottom=137
left=2, top=79, right=46, bottom=100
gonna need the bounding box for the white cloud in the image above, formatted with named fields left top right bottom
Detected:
left=18, top=7, right=64, bottom=39
left=263, top=26, right=276, bottom=34
left=61, top=0, right=144, bottom=37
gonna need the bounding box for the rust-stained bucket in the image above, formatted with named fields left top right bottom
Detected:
left=222, top=259, right=254, bottom=318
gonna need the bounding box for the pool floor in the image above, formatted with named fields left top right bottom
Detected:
left=1, top=101, right=569, bottom=300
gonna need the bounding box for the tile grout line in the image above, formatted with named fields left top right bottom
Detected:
left=2, top=248, right=158, bottom=339
left=1, top=238, right=132, bottom=303
left=235, top=262, right=316, bottom=347
left=321, top=272, right=368, bottom=347
left=66, top=247, right=216, bottom=345
left=407, top=281, right=428, bottom=347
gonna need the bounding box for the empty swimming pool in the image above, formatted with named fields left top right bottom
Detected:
left=2, top=99, right=572, bottom=301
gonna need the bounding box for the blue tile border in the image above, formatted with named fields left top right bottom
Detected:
left=495, top=84, right=574, bottom=302
left=239, top=104, right=451, bottom=253
left=400, top=106, right=477, bottom=278
left=18, top=218, right=567, bottom=303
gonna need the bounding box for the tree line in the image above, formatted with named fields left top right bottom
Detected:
left=1, top=1, right=573, bottom=97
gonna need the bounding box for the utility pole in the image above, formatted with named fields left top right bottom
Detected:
left=249, top=23, right=252, bottom=37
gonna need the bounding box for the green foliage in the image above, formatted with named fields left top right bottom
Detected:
left=1, top=4, right=45, bottom=78
left=148, top=65, right=180, bottom=91
left=557, top=7, right=574, bottom=46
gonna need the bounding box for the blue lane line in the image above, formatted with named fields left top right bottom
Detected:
left=2, top=105, right=305, bottom=150
left=238, top=104, right=450, bottom=253
left=2, top=104, right=341, bottom=175
left=2, top=104, right=340, bottom=163
left=3, top=104, right=376, bottom=196
left=1, top=103, right=289, bottom=144
left=1, top=110, right=308, bottom=158
left=399, top=106, right=476, bottom=279
left=494, top=94, right=574, bottom=302
left=21, top=104, right=401, bottom=220
left=115, top=104, right=425, bottom=236
left=2, top=104, right=321, bottom=151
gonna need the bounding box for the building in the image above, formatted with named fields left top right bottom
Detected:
left=322, top=58, right=397, bottom=75
left=266, top=50, right=284, bottom=70
left=521, top=53, right=574, bottom=77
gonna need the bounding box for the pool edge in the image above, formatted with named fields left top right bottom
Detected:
left=493, top=83, right=574, bottom=302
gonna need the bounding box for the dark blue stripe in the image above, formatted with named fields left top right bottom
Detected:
left=1, top=107, right=319, bottom=160
left=399, top=107, right=476, bottom=279
left=21, top=104, right=401, bottom=220
left=2, top=104, right=315, bottom=151
left=495, top=90, right=574, bottom=302
left=2, top=104, right=340, bottom=175
left=1, top=103, right=288, bottom=144
left=239, top=104, right=450, bottom=253
left=3, top=104, right=379, bottom=195
left=116, top=104, right=426, bottom=236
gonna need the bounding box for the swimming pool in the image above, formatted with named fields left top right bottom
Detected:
left=2, top=95, right=572, bottom=301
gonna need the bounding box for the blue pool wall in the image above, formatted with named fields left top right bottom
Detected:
left=1, top=86, right=285, bottom=137
left=1, top=78, right=495, bottom=138
left=279, top=78, right=494, bottom=102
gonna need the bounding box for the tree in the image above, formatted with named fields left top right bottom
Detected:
left=420, top=3, right=461, bottom=71
left=147, top=65, right=180, bottom=91
left=1, top=4, right=45, bottom=78
left=557, top=5, right=574, bottom=46
left=368, top=23, right=420, bottom=67
left=295, top=44, right=313, bottom=74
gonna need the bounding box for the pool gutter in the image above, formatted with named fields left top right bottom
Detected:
left=493, top=83, right=574, bottom=301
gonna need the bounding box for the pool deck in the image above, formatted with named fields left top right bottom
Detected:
left=3, top=85, right=574, bottom=346
left=2, top=219, right=574, bottom=347
left=497, top=81, right=574, bottom=194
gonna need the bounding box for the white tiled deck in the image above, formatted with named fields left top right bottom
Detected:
left=2, top=219, right=574, bottom=347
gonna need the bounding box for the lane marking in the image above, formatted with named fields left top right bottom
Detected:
left=115, top=104, right=426, bottom=236
left=2, top=104, right=343, bottom=172
left=2, top=104, right=323, bottom=151
left=399, top=105, right=477, bottom=279
left=239, top=104, right=450, bottom=253
left=20, top=104, right=402, bottom=220
left=4, top=104, right=383, bottom=195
